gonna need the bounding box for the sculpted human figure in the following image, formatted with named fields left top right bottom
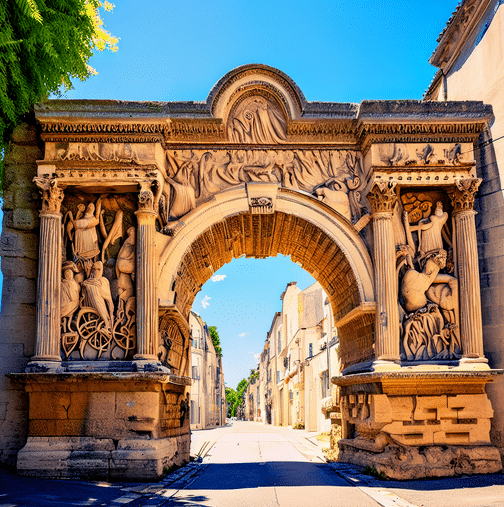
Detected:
left=81, top=261, right=114, bottom=334
left=116, top=227, right=136, bottom=303
left=64, top=195, right=106, bottom=276
left=408, top=201, right=449, bottom=259
left=401, top=250, right=449, bottom=313
left=61, top=261, right=80, bottom=333
left=314, top=178, right=352, bottom=221
left=227, top=96, right=287, bottom=144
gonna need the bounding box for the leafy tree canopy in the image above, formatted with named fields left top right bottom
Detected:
left=226, top=378, right=248, bottom=417
left=0, top=0, right=118, bottom=151
left=208, top=326, right=222, bottom=357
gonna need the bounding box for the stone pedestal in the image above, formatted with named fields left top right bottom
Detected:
left=333, top=371, right=502, bottom=479
left=11, top=373, right=191, bottom=481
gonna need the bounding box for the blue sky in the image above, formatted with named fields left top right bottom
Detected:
left=10, top=0, right=460, bottom=388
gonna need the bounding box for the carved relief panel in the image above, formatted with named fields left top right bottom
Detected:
left=163, top=149, right=371, bottom=223
left=60, top=193, right=138, bottom=361
left=394, top=189, right=460, bottom=362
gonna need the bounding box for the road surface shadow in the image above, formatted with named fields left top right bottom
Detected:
left=186, top=461, right=340, bottom=490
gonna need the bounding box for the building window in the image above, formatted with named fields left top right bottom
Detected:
left=277, top=370, right=280, bottom=383
left=309, top=343, right=313, bottom=358
left=321, top=370, right=329, bottom=397
left=278, top=331, right=281, bottom=353
left=192, top=366, right=199, bottom=380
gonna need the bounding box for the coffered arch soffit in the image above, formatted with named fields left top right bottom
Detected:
left=157, top=185, right=374, bottom=322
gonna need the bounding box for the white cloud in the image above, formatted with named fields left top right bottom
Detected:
left=211, top=274, right=227, bottom=282
left=201, top=295, right=211, bottom=309
left=254, top=353, right=260, bottom=361
left=238, top=332, right=249, bottom=337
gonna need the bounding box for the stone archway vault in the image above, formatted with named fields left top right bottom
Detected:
left=157, top=183, right=376, bottom=373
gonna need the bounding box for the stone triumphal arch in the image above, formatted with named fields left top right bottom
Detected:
left=1, top=64, right=501, bottom=480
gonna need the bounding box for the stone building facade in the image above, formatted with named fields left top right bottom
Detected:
left=189, top=312, right=225, bottom=430
left=0, top=61, right=501, bottom=479
left=250, top=281, right=338, bottom=434
left=425, top=0, right=504, bottom=458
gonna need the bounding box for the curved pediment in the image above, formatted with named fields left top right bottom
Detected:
left=207, top=64, right=305, bottom=124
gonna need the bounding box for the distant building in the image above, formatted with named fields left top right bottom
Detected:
left=189, top=312, right=225, bottom=430
left=253, top=281, right=339, bottom=432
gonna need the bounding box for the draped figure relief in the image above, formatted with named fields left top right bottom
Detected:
left=394, top=191, right=460, bottom=361
left=163, top=148, right=370, bottom=222
left=227, top=96, right=287, bottom=144
left=61, top=195, right=137, bottom=361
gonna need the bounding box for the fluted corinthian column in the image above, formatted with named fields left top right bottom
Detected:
left=29, top=178, right=64, bottom=370
left=449, top=178, right=487, bottom=363
left=367, top=181, right=400, bottom=365
left=134, top=180, right=159, bottom=362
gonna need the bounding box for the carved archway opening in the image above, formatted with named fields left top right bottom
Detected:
left=157, top=187, right=376, bottom=376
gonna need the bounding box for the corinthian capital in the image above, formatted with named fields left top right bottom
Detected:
left=448, top=178, right=482, bottom=214
left=137, top=179, right=157, bottom=212
left=33, top=177, right=64, bottom=214
left=367, top=180, right=397, bottom=215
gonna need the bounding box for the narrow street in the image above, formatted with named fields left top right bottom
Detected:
left=167, top=421, right=383, bottom=507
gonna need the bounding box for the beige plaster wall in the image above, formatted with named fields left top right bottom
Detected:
left=442, top=3, right=504, bottom=453
left=0, top=121, right=40, bottom=466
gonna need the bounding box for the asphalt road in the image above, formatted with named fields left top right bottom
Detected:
left=171, top=421, right=382, bottom=507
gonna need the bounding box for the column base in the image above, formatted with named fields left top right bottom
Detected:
left=332, top=369, right=503, bottom=479
left=338, top=442, right=502, bottom=480
left=17, top=435, right=190, bottom=481
left=11, top=372, right=191, bottom=480
left=459, top=356, right=490, bottom=369
left=25, top=359, right=64, bottom=373
left=370, top=359, right=401, bottom=372
left=134, top=359, right=171, bottom=373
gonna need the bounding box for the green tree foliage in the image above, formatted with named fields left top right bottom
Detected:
left=248, top=369, right=259, bottom=384
left=0, top=0, right=118, bottom=152
left=225, top=378, right=248, bottom=417
left=208, top=326, right=222, bottom=357
left=225, top=387, right=237, bottom=417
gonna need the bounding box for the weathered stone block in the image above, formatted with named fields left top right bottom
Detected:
left=28, top=419, right=57, bottom=436
left=67, top=392, right=89, bottom=420
left=54, top=419, right=85, bottom=436
left=1, top=256, right=37, bottom=279
left=388, top=396, right=414, bottom=420
left=370, top=394, right=393, bottom=423
left=0, top=229, right=38, bottom=259
left=115, top=391, right=160, bottom=421
left=12, top=208, right=39, bottom=230
left=29, top=392, right=70, bottom=420
left=1, top=276, right=36, bottom=306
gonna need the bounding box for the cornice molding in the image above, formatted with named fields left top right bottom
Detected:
left=430, top=0, right=493, bottom=70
